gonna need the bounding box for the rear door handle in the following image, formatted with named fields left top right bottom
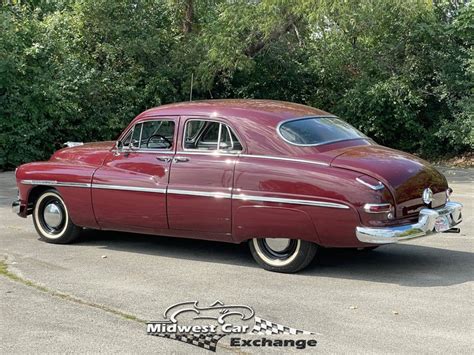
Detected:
left=173, top=157, right=189, bottom=163
left=156, top=157, right=172, bottom=163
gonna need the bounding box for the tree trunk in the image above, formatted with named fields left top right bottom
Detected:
left=182, top=0, right=194, bottom=34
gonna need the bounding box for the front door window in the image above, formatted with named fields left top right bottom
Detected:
left=128, top=120, right=175, bottom=150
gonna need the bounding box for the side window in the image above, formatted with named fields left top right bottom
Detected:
left=125, top=120, right=175, bottom=150
left=183, top=120, right=242, bottom=152
left=185, top=121, right=205, bottom=141
left=131, top=123, right=142, bottom=148
left=121, top=130, right=133, bottom=147
left=220, top=125, right=243, bottom=151
left=139, top=120, right=175, bottom=149
left=200, top=122, right=220, bottom=145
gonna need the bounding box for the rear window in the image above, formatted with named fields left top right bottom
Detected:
left=278, top=117, right=366, bottom=146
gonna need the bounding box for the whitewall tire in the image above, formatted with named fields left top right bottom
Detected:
left=249, top=238, right=318, bottom=273
left=33, top=189, right=81, bottom=244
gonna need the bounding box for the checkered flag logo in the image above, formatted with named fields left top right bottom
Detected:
left=251, top=316, right=314, bottom=335
left=150, top=332, right=226, bottom=352
left=147, top=301, right=317, bottom=352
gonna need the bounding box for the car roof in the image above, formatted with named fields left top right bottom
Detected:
left=130, top=99, right=339, bottom=156
left=137, top=99, right=332, bottom=124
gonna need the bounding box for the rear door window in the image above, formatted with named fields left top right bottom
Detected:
left=183, top=120, right=242, bottom=152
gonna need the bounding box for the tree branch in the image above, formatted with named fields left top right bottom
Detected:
left=244, top=16, right=299, bottom=58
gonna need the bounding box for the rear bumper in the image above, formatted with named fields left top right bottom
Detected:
left=356, top=202, right=463, bottom=244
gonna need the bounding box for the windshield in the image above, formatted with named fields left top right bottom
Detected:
left=278, top=116, right=367, bottom=146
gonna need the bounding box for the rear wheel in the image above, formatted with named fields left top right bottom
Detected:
left=33, top=189, right=81, bottom=244
left=249, top=238, right=318, bottom=273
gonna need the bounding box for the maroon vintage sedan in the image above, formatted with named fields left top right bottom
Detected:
left=12, top=100, right=463, bottom=272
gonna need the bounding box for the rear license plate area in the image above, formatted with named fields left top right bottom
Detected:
left=435, top=215, right=450, bottom=232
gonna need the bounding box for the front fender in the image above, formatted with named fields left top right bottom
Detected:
left=15, top=162, right=99, bottom=229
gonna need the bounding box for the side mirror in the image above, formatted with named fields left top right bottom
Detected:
left=115, top=140, right=123, bottom=150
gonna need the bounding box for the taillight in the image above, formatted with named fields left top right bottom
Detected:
left=363, top=203, right=392, bottom=213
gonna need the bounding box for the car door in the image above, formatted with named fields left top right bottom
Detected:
left=92, top=117, right=178, bottom=233
left=166, top=117, right=243, bottom=237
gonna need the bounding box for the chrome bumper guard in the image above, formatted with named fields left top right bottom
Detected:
left=356, top=202, right=463, bottom=244
left=12, top=199, right=21, bottom=214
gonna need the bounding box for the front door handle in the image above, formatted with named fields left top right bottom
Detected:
left=173, top=157, right=189, bottom=163
left=156, top=157, right=172, bottom=163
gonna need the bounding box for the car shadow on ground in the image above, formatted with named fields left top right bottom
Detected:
left=308, top=244, right=474, bottom=287
left=76, top=230, right=473, bottom=288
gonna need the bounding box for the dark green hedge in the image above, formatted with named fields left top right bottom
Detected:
left=1, top=1, right=472, bottom=169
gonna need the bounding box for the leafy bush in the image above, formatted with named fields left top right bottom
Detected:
left=0, top=0, right=472, bottom=169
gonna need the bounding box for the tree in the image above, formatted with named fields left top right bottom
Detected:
left=0, top=0, right=472, bottom=169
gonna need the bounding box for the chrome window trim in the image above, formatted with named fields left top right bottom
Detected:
left=355, top=177, right=384, bottom=190
left=178, top=150, right=240, bottom=157
left=138, top=122, right=144, bottom=148
left=168, top=189, right=232, bottom=199
left=217, top=123, right=222, bottom=150
left=91, top=184, right=166, bottom=194
left=129, top=150, right=175, bottom=154
left=182, top=118, right=244, bottom=154
left=233, top=194, right=349, bottom=209
left=226, top=125, right=234, bottom=150
left=21, top=180, right=91, bottom=188
left=276, top=115, right=368, bottom=147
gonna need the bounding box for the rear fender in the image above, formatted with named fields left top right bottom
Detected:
left=232, top=205, right=321, bottom=244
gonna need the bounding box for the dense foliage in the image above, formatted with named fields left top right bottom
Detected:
left=0, top=0, right=472, bottom=169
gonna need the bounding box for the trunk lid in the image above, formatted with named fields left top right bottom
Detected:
left=330, top=145, right=448, bottom=217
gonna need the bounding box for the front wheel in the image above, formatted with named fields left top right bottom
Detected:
left=33, top=189, right=81, bottom=244
left=249, top=238, right=318, bottom=273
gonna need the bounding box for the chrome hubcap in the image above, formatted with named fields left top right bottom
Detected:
left=264, top=238, right=291, bottom=253
left=43, top=203, right=63, bottom=228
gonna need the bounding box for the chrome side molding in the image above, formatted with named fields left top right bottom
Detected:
left=20, top=180, right=349, bottom=209
left=167, top=189, right=232, bottom=199
left=233, top=194, right=349, bottom=209
left=91, top=184, right=166, bottom=194
left=239, top=154, right=329, bottom=167
left=21, top=180, right=91, bottom=188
